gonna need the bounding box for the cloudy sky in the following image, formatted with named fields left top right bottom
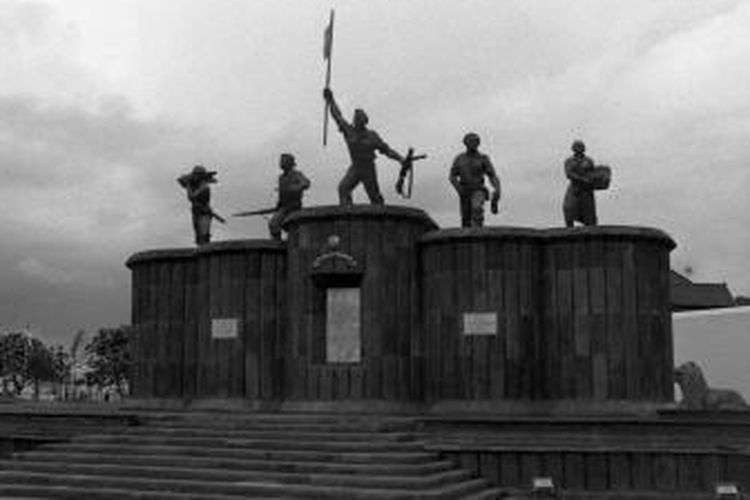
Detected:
left=1, top=0, right=748, bottom=345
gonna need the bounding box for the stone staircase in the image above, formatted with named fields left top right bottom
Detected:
left=0, top=412, right=505, bottom=499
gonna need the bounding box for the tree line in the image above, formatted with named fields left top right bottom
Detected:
left=0, top=326, right=131, bottom=400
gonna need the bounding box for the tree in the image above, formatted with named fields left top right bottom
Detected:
left=0, top=332, right=30, bottom=396
left=50, top=345, right=71, bottom=390
left=84, top=326, right=132, bottom=397
left=26, top=338, right=55, bottom=400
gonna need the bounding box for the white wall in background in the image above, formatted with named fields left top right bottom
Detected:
left=673, top=306, right=750, bottom=401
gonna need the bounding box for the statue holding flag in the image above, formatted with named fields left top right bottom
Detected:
left=323, top=87, right=409, bottom=205
left=321, top=10, right=423, bottom=205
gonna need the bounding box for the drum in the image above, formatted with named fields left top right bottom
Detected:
left=591, top=165, right=611, bottom=190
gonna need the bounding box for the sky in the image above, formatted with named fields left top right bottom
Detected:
left=0, top=0, right=749, bottom=346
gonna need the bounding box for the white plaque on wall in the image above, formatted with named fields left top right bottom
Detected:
left=211, top=318, right=239, bottom=339
left=463, top=312, right=497, bottom=336
left=326, top=287, right=361, bottom=363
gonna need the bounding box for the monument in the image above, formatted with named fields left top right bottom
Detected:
left=6, top=9, right=749, bottom=499
left=127, top=206, right=678, bottom=406
left=120, top=17, right=750, bottom=494
left=125, top=188, right=750, bottom=494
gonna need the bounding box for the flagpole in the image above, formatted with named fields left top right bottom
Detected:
left=323, top=9, right=334, bottom=146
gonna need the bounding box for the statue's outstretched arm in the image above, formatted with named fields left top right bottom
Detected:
left=378, top=142, right=405, bottom=164
left=323, top=88, right=348, bottom=131
left=374, top=134, right=404, bottom=163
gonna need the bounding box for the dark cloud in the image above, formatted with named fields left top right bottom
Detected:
left=0, top=91, right=225, bottom=342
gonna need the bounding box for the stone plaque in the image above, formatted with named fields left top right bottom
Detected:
left=716, top=484, right=739, bottom=495
left=211, top=318, right=239, bottom=339
left=326, top=287, right=361, bottom=363
left=463, top=312, right=497, bottom=336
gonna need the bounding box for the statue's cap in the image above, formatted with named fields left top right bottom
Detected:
left=571, top=140, right=586, bottom=152
left=463, top=132, right=480, bottom=144
left=280, top=153, right=296, bottom=165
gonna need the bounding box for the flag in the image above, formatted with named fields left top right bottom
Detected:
left=323, top=10, right=334, bottom=60
left=322, top=9, right=335, bottom=146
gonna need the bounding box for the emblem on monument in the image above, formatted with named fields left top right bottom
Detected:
left=311, top=235, right=364, bottom=287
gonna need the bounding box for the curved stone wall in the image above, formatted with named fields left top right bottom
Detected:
left=126, top=240, right=286, bottom=399
left=282, top=205, right=438, bottom=400
left=127, top=210, right=676, bottom=405
left=419, top=226, right=676, bottom=402
left=420, top=227, right=542, bottom=401
left=541, top=227, right=675, bottom=401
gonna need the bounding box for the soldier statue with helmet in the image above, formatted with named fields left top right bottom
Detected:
left=449, top=132, right=502, bottom=228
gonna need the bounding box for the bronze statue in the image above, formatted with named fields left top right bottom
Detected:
left=177, top=165, right=225, bottom=245
left=268, top=153, right=310, bottom=240
left=449, top=133, right=501, bottom=228
left=323, top=87, right=407, bottom=205
left=563, top=140, right=610, bottom=227
left=233, top=154, right=310, bottom=240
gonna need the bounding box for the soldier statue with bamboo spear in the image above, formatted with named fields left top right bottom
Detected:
left=321, top=9, right=426, bottom=205
left=233, top=153, right=311, bottom=240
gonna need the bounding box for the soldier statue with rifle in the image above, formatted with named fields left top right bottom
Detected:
left=234, top=153, right=310, bottom=241
left=323, top=87, right=424, bottom=205
left=177, top=165, right=226, bottom=245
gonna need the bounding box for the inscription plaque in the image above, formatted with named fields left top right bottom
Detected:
left=326, top=287, right=361, bottom=363
left=463, top=312, right=497, bottom=336
left=211, top=318, right=239, bottom=339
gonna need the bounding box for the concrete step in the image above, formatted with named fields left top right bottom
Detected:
left=0, top=470, right=491, bottom=499
left=427, top=432, right=750, bottom=452
left=463, top=487, right=514, bottom=499
left=35, top=442, right=440, bottom=463
left=431, top=431, right=750, bottom=447
left=0, top=460, right=472, bottom=489
left=69, top=433, right=427, bottom=452
left=0, top=484, right=258, bottom=500
left=141, top=420, right=417, bottom=433
left=14, top=450, right=456, bottom=475
left=463, top=489, right=715, bottom=500
left=141, top=413, right=418, bottom=429
left=121, top=425, right=418, bottom=442
left=560, top=492, right=714, bottom=500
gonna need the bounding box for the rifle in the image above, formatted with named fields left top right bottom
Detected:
left=232, top=207, right=277, bottom=218
left=211, top=210, right=227, bottom=224
left=395, top=148, right=427, bottom=199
